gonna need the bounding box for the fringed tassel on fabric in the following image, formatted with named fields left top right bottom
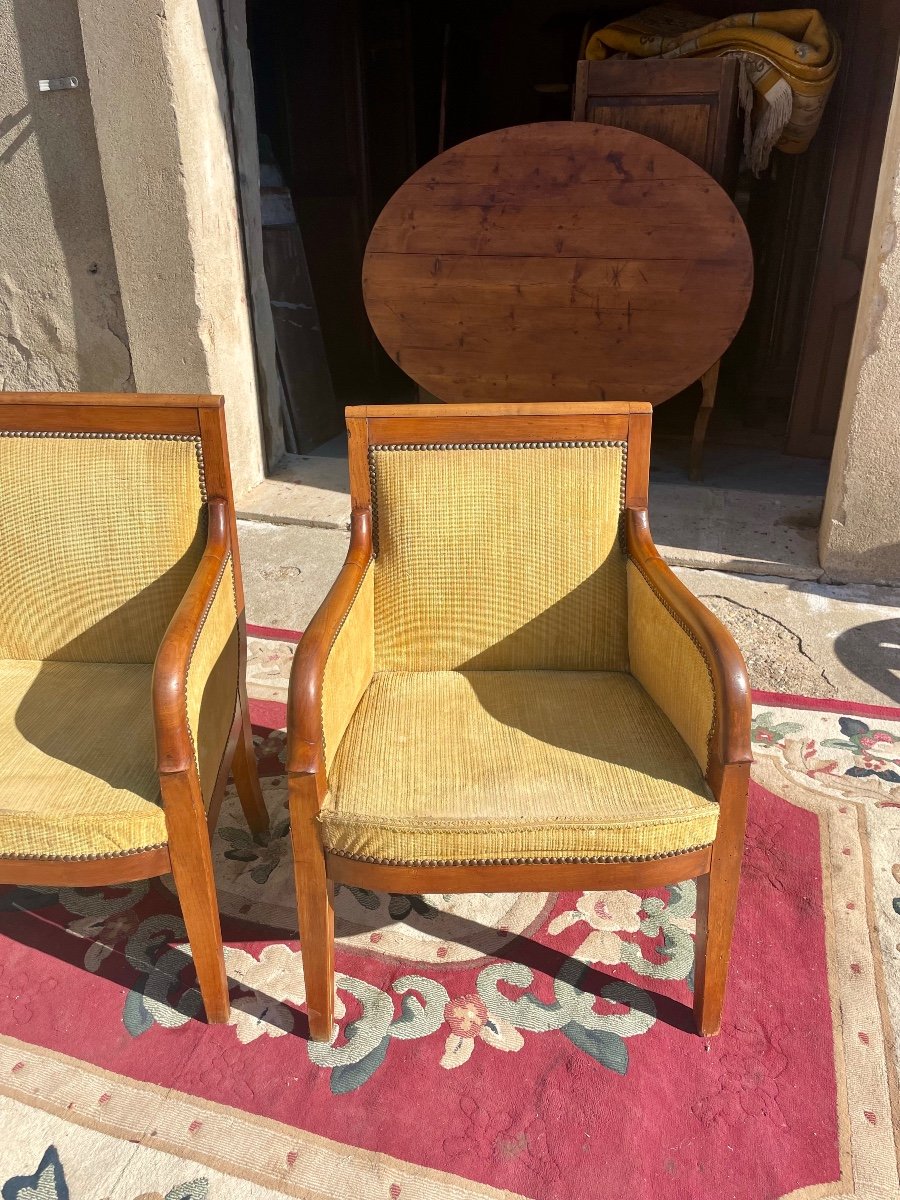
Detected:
left=736, top=57, right=756, bottom=167
left=735, top=53, right=795, bottom=176
left=585, top=6, right=838, bottom=174
left=754, top=84, right=794, bottom=176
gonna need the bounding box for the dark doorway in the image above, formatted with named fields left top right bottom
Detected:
left=245, top=0, right=898, bottom=469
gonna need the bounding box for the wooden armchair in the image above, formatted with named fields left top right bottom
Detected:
left=0, top=392, right=268, bottom=1023
left=288, top=402, right=752, bottom=1042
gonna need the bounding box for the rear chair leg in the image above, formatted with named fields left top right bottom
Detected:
left=689, top=359, right=720, bottom=481
left=232, top=701, right=269, bottom=836
left=290, top=774, right=335, bottom=1041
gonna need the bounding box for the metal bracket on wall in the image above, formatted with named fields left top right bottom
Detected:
left=38, top=77, right=79, bottom=92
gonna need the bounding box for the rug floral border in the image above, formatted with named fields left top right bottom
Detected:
left=751, top=691, right=900, bottom=1199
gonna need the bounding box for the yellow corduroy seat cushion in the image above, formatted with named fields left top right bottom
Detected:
left=321, top=670, right=717, bottom=865
left=0, top=660, right=166, bottom=860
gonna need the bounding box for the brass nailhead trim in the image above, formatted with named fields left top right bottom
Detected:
left=0, top=430, right=207, bottom=502
left=368, top=440, right=628, bottom=556
left=328, top=843, right=711, bottom=867
left=184, top=552, right=234, bottom=774
left=627, top=554, right=718, bottom=769
left=372, top=441, right=628, bottom=450
left=0, top=843, right=168, bottom=863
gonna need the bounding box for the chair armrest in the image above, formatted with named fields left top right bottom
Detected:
left=287, top=508, right=374, bottom=785
left=626, top=508, right=751, bottom=776
left=153, top=498, right=239, bottom=802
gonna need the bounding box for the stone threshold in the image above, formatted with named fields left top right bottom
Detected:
left=237, top=452, right=351, bottom=531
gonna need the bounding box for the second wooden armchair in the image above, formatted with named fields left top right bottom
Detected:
left=288, top=402, right=752, bottom=1043
left=0, top=393, right=268, bottom=1024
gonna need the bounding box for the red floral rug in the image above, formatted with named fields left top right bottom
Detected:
left=0, top=628, right=898, bottom=1199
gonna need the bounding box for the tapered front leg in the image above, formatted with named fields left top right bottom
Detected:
left=693, top=761, right=750, bottom=1037
left=289, top=772, right=335, bottom=1042
left=163, top=769, right=230, bottom=1024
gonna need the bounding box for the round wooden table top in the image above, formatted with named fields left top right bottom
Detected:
left=363, top=122, right=753, bottom=406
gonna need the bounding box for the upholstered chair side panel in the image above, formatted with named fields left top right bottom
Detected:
left=371, top=444, right=628, bottom=672
left=322, top=563, right=375, bottom=777
left=185, top=556, right=240, bottom=806
left=0, top=434, right=207, bottom=663
left=626, top=559, right=715, bottom=773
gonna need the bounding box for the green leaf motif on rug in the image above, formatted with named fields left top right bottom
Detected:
left=122, top=987, right=155, bottom=1038
left=2, top=1145, right=68, bottom=1200
left=330, top=1034, right=392, bottom=1094
left=751, top=712, right=804, bottom=746
left=561, top=1023, right=629, bottom=1074
left=163, top=1183, right=209, bottom=1200
left=1, top=1146, right=207, bottom=1200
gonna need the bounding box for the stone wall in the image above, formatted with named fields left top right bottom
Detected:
left=77, top=0, right=268, bottom=496
left=0, top=0, right=270, bottom=497
left=820, top=64, right=900, bottom=584
left=0, top=0, right=131, bottom=393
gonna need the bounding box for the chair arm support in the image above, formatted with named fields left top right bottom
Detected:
left=626, top=508, right=752, bottom=773
left=153, top=498, right=235, bottom=779
left=288, top=508, right=374, bottom=782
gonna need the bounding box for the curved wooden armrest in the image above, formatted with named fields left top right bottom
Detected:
left=287, top=507, right=373, bottom=780
left=626, top=507, right=752, bottom=770
left=153, top=497, right=232, bottom=776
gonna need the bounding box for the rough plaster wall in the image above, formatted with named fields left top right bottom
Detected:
left=820, top=63, right=900, bottom=584
left=77, top=0, right=266, bottom=497
left=0, top=0, right=132, bottom=392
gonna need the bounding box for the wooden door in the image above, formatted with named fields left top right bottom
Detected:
left=787, top=0, right=900, bottom=456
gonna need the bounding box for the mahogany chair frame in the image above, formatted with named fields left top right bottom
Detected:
left=0, top=393, right=269, bottom=1024
left=288, top=402, right=752, bottom=1042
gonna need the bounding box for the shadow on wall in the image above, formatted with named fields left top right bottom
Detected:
left=0, top=104, right=31, bottom=164
left=5, top=0, right=132, bottom=391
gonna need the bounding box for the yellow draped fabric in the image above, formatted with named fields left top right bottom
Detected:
left=585, top=6, right=840, bottom=174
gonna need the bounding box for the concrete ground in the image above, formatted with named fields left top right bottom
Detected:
left=675, top=568, right=900, bottom=705
left=238, top=519, right=349, bottom=633
left=235, top=438, right=900, bottom=709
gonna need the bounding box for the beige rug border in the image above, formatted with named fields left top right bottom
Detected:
left=756, top=737, right=900, bottom=1199
left=0, top=1034, right=525, bottom=1200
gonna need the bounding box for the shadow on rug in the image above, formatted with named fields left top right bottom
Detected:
left=1, top=660, right=898, bottom=1199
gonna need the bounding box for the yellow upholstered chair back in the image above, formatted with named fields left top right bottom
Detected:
left=0, top=432, right=207, bottom=663
left=370, top=440, right=628, bottom=671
